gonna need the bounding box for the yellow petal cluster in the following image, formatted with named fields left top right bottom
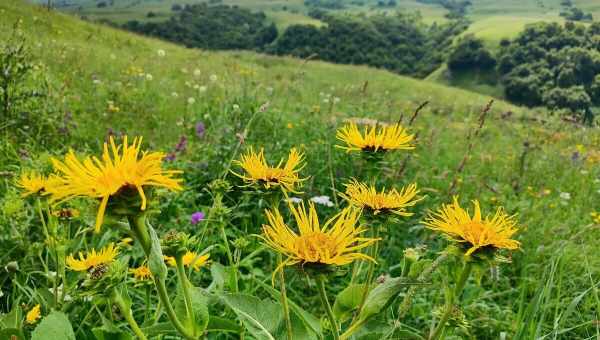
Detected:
left=232, top=147, right=306, bottom=192
left=423, top=197, right=520, bottom=255
left=66, top=243, right=119, bottom=271
left=165, top=251, right=211, bottom=272
left=262, top=201, right=378, bottom=276
left=16, top=172, right=50, bottom=197
left=129, top=265, right=152, bottom=280
left=46, top=136, right=183, bottom=232
left=341, top=179, right=421, bottom=216
left=336, top=122, right=415, bottom=153
left=26, top=304, right=41, bottom=325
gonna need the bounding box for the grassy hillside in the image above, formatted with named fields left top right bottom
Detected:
left=2, top=1, right=600, bottom=339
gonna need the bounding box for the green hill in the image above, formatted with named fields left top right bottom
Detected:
left=2, top=1, right=600, bottom=339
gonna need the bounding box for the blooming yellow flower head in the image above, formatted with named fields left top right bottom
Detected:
left=341, top=179, right=421, bottom=216
left=165, top=251, right=210, bottom=272
left=66, top=243, right=119, bottom=272
left=129, top=265, right=152, bottom=280
left=423, top=197, right=520, bottom=256
left=46, top=136, right=183, bottom=233
left=16, top=172, right=49, bottom=197
left=336, top=122, right=415, bottom=153
left=26, top=304, right=41, bottom=325
left=262, top=201, right=378, bottom=279
left=232, top=147, right=306, bottom=192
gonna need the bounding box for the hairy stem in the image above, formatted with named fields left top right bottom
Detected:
left=316, top=275, right=340, bottom=340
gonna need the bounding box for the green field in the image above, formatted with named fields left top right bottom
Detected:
left=2, top=0, right=600, bottom=339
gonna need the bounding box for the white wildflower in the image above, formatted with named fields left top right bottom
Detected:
left=187, top=97, right=196, bottom=105
left=310, top=196, right=334, bottom=207
left=157, top=49, right=166, bottom=57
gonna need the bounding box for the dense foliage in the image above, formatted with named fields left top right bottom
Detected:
left=497, top=22, right=600, bottom=120
left=272, top=14, right=468, bottom=77
left=447, top=34, right=496, bottom=71
left=123, top=4, right=278, bottom=50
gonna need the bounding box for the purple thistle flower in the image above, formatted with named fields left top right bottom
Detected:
left=195, top=122, right=205, bottom=138
left=175, top=135, right=188, bottom=153
left=164, top=152, right=176, bottom=162
left=191, top=211, right=205, bottom=225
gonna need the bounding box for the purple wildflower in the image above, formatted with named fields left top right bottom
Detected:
left=164, top=152, right=176, bottom=162
left=175, top=135, right=188, bottom=153
left=191, top=211, right=205, bottom=225
left=195, top=122, right=205, bottom=138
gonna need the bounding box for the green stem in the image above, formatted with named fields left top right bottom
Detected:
left=111, top=289, right=148, bottom=340
left=143, top=286, right=151, bottom=324
left=429, top=261, right=473, bottom=340
left=277, top=254, right=293, bottom=340
left=340, top=318, right=366, bottom=340
left=355, top=222, right=380, bottom=320
left=219, top=221, right=239, bottom=292
left=316, top=275, right=340, bottom=340
left=128, top=215, right=197, bottom=340
left=176, top=254, right=195, bottom=332
left=397, top=252, right=449, bottom=321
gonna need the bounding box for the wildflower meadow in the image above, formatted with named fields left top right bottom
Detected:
left=1, top=1, right=600, bottom=339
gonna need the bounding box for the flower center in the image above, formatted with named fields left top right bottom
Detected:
left=294, top=232, right=337, bottom=263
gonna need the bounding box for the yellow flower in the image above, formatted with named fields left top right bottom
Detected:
left=26, top=304, right=41, bottom=325
left=423, top=197, right=520, bottom=256
left=129, top=265, right=152, bottom=280
left=262, top=201, right=378, bottom=279
left=232, top=147, right=306, bottom=192
left=119, top=237, right=134, bottom=247
left=46, top=136, right=183, bottom=233
left=287, top=123, right=293, bottom=129
left=340, top=179, right=421, bottom=216
left=66, top=243, right=119, bottom=271
left=336, top=122, right=415, bottom=153
left=165, top=251, right=210, bottom=272
left=16, top=172, right=49, bottom=197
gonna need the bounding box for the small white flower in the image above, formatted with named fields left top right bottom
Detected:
left=171, top=92, right=179, bottom=98
left=145, top=73, right=153, bottom=81
left=157, top=49, right=166, bottom=57
left=193, top=69, right=201, bottom=77
left=92, top=79, right=101, bottom=85
left=310, top=195, right=334, bottom=207
left=199, top=86, right=207, bottom=93
left=323, top=98, right=330, bottom=104
left=181, top=68, right=188, bottom=74
left=286, top=197, right=302, bottom=204
left=333, top=97, right=340, bottom=104
left=233, top=104, right=240, bottom=110
left=559, top=192, right=571, bottom=200
left=209, top=74, right=218, bottom=82
left=187, top=97, right=196, bottom=105
left=203, top=113, right=211, bottom=119
left=266, top=87, right=274, bottom=95
left=193, top=84, right=200, bottom=90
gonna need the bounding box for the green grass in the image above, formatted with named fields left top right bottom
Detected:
left=2, top=1, right=600, bottom=339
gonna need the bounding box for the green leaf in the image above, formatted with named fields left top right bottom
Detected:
left=219, top=293, right=318, bottom=340
left=253, top=278, right=322, bottom=336
left=0, top=328, right=24, bottom=339
left=358, top=277, right=421, bottom=322
left=0, top=305, right=22, bottom=329
left=206, top=316, right=243, bottom=334
left=31, top=310, right=75, bottom=340
left=92, top=326, right=134, bottom=340
left=174, top=283, right=210, bottom=336
left=146, top=223, right=167, bottom=281
left=333, top=283, right=369, bottom=322
left=141, top=322, right=177, bottom=337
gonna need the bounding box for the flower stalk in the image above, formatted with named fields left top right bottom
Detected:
left=429, top=261, right=473, bottom=340
left=175, top=254, right=196, bottom=333
left=110, top=288, right=148, bottom=340
left=277, top=254, right=293, bottom=340
left=316, top=274, right=340, bottom=340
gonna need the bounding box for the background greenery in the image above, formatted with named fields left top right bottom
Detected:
left=1, top=0, right=600, bottom=338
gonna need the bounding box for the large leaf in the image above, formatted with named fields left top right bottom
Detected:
left=31, top=310, right=75, bottom=340
left=174, top=283, right=210, bottom=336
left=92, top=326, right=133, bottom=340
left=0, top=305, right=22, bottom=329
left=206, top=316, right=243, bottom=334
left=358, top=277, right=422, bottom=322
left=146, top=223, right=167, bottom=281
left=333, top=283, right=369, bottom=322
left=141, top=322, right=177, bottom=337
left=253, top=278, right=322, bottom=336
left=0, top=328, right=24, bottom=339
left=219, top=293, right=317, bottom=340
